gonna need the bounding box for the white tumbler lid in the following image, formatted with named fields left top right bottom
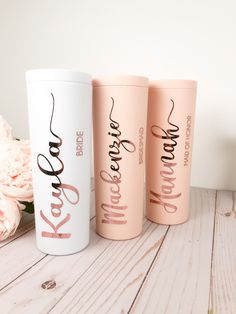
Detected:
left=26, top=69, right=92, bottom=85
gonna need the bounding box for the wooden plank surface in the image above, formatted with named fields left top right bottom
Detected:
left=0, top=229, right=45, bottom=291
left=1, top=187, right=236, bottom=314
left=130, top=188, right=216, bottom=314
left=0, top=220, right=111, bottom=313
left=0, top=208, right=38, bottom=293
left=50, top=220, right=168, bottom=314
left=209, top=191, right=236, bottom=314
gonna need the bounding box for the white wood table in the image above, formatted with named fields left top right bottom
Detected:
left=0, top=187, right=235, bottom=314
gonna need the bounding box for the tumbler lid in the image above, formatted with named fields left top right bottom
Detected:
left=93, top=75, right=149, bottom=87
left=26, top=69, right=92, bottom=85
left=149, top=80, right=197, bottom=89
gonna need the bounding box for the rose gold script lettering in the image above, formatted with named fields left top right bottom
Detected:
left=150, top=99, right=181, bottom=213
left=100, top=97, right=135, bottom=224
left=37, top=93, right=80, bottom=238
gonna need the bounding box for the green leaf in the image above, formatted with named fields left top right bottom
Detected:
left=22, top=202, right=34, bottom=214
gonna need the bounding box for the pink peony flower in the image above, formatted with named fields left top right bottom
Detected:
left=0, top=198, right=22, bottom=241
left=0, top=140, right=33, bottom=205
left=0, top=115, right=13, bottom=141
left=0, top=116, right=33, bottom=241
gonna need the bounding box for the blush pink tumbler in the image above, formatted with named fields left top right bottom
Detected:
left=93, top=76, right=149, bottom=240
left=146, top=80, right=197, bottom=225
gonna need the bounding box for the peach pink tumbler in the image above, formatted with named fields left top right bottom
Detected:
left=146, top=80, right=197, bottom=225
left=93, top=76, right=149, bottom=240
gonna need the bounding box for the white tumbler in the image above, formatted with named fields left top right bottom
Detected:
left=26, top=69, right=92, bottom=255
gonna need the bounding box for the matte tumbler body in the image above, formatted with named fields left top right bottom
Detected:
left=146, top=80, right=197, bottom=225
left=26, top=69, right=92, bottom=255
left=93, top=76, right=149, bottom=240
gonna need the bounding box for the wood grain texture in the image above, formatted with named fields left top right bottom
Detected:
left=0, top=228, right=45, bottom=291
left=1, top=187, right=235, bottom=314
left=50, top=220, right=168, bottom=314
left=0, top=220, right=112, bottom=314
left=130, top=188, right=216, bottom=314
left=209, top=191, right=236, bottom=314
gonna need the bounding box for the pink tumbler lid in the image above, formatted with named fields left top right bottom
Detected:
left=149, top=80, right=197, bottom=89
left=93, top=75, right=149, bottom=87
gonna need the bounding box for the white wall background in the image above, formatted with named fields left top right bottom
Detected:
left=0, top=0, right=236, bottom=190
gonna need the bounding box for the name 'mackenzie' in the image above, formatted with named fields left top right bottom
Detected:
left=99, top=97, right=136, bottom=224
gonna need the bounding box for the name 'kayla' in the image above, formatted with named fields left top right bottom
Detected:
left=37, top=93, right=80, bottom=238
left=100, top=97, right=136, bottom=224
left=150, top=99, right=181, bottom=213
